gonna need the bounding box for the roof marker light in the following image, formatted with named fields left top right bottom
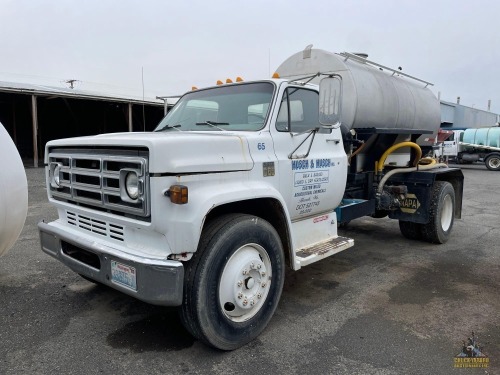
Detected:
left=216, top=80, right=223, bottom=85
left=192, top=86, right=198, bottom=90
left=236, top=77, right=243, bottom=82
left=272, top=72, right=280, bottom=79
left=226, top=78, right=233, bottom=83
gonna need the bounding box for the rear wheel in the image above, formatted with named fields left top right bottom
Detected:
left=398, top=220, right=423, bottom=240
left=179, top=214, right=285, bottom=350
left=485, top=154, right=500, bottom=171
left=421, top=181, right=455, bottom=244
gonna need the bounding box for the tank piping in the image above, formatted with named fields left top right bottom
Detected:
left=377, top=163, right=448, bottom=195
left=377, top=142, right=423, bottom=172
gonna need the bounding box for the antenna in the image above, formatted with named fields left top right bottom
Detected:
left=64, top=79, right=79, bottom=89
left=268, top=48, right=271, bottom=77
left=142, top=67, right=145, bottom=131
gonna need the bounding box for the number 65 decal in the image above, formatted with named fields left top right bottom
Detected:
left=257, top=143, right=266, bottom=150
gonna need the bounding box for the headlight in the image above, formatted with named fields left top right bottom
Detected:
left=125, top=172, right=139, bottom=200
left=50, top=162, right=62, bottom=189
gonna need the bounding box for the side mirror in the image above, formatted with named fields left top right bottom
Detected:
left=319, top=75, right=342, bottom=127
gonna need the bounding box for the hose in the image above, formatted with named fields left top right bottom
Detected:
left=348, top=141, right=366, bottom=164
left=418, top=157, right=437, bottom=166
left=377, top=163, right=448, bottom=195
left=377, top=142, right=422, bottom=172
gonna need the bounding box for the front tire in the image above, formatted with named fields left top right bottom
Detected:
left=485, top=154, right=500, bottom=171
left=421, top=181, right=455, bottom=244
left=179, top=214, right=285, bottom=350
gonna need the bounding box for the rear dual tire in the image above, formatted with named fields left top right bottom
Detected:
left=399, top=181, right=455, bottom=244
left=485, top=154, right=500, bottom=171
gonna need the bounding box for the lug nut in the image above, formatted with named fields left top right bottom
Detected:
left=242, top=269, right=248, bottom=275
left=261, top=282, right=266, bottom=288
left=257, top=293, right=262, bottom=299
left=261, top=271, right=266, bottom=277
left=237, top=280, right=243, bottom=287
left=243, top=299, right=248, bottom=306
left=238, top=292, right=243, bottom=299
left=257, top=264, right=262, bottom=269
left=250, top=300, right=255, bottom=306
left=250, top=262, right=255, bottom=269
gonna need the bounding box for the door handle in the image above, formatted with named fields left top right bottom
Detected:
left=327, top=139, right=341, bottom=144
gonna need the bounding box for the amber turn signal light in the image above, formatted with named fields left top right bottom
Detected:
left=165, top=185, right=188, bottom=204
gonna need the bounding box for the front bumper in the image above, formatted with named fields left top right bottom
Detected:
left=38, top=221, right=184, bottom=306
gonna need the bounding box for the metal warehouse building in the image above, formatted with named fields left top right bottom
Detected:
left=440, top=100, right=499, bottom=130
left=0, top=81, right=175, bottom=167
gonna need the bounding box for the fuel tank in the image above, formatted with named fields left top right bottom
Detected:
left=0, top=122, right=28, bottom=256
left=276, top=48, right=440, bottom=133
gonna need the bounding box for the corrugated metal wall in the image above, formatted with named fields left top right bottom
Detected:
left=440, top=100, right=499, bottom=129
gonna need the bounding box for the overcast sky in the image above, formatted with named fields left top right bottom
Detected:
left=1, top=0, right=499, bottom=113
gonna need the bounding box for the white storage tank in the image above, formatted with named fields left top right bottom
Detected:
left=0, top=122, right=28, bottom=256
left=276, top=48, right=440, bottom=133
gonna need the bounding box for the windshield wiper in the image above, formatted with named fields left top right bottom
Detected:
left=195, top=121, right=229, bottom=131
left=156, top=124, right=182, bottom=132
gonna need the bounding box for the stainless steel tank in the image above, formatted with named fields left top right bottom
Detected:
left=276, top=49, right=440, bottom=133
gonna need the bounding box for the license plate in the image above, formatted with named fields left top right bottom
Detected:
left=111, top=260, right=137, bottom=291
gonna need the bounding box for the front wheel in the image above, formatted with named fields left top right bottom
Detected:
left=179, top=214, right=285, bottom=350
left=421, top=181, right=455, bottom=244
left=485, top=154, right=500, bottom=171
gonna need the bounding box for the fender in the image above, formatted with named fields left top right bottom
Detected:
left=154, top=171, right=292, bottom=256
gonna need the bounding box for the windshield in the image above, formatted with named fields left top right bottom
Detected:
left=155, top=82, right=275, bottom=132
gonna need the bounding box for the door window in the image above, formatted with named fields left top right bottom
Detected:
left=276, top=88, right=330, bottom=134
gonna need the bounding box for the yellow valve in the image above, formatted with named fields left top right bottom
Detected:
left=377, top=142, right=422, bottom=172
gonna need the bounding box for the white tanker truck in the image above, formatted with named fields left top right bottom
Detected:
left=38, top=47, right=464, bottom=350
left=0, top=122, right=28, bottom=257
left=451, top=127, right=500, bottom=170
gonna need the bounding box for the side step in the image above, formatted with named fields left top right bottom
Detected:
left=295, top=236, right=354, bottom=268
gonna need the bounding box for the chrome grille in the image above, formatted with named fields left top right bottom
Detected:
left=67, top=211, right=125, bottom=241
left=48, top=149, right=149, bottom=218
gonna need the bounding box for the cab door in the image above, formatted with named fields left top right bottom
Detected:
left=270, top=85, right=347, bottom=221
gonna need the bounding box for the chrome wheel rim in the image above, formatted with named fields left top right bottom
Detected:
left=219, top=243, right=272, bottom=322
left=441, top=194, right=453, bottom=232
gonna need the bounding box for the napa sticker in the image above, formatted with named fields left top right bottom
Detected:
left=400, top=193, right=421, bottom=214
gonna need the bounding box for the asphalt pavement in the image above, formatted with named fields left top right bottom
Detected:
left=1, top=164, right=498, bottom=374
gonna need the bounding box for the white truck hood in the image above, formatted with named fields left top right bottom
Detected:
left=45, top=132, right=254, bottom=174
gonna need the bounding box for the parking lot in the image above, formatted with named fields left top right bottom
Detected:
left=1, top=165, right=498, bottom=374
